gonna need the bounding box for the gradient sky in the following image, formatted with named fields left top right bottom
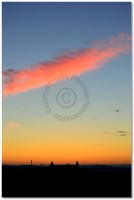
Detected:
left=2, top=2, right=132, bottom=165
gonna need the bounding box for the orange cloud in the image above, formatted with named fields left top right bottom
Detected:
left=3, top=33, right=131, bottom=96
left=8, top=122, right=21, bottom=128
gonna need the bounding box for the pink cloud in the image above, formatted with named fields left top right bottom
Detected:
left=3, top=33, right=131, bottom=96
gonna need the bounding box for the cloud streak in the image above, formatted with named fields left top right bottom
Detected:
left=113, top=109, right=120, bottom=112
left=120, top=134, right=127, bottom=136
left=3, top=33, right=131, bottom=96
left=8, top=122, right=21, bottom=128
left=3, top=122, right=22, bottom=132
left=116, top=131, right=128, bottom=134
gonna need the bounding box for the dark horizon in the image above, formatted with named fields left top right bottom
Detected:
left=2, top=163, right=131, bottom=166
left=2, top=162, right=131, bottom=197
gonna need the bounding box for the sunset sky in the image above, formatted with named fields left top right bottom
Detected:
left=2, top=2, right=132, bottom=165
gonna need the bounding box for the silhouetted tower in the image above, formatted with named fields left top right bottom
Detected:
left=50, top=161, right=54, bottom=167
left=76, top=161, right=79, bottom=176
left=31, top=160, right=32, bottom=166
left=76, top=161, right=79, bottom=168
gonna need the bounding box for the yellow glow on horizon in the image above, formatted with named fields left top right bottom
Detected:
left=3, top=133, right=131, bottom=165
left=2, top=118, right=131, bottom=165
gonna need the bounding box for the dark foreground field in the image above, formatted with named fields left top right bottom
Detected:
left=2, top=164, right=131, bottom=197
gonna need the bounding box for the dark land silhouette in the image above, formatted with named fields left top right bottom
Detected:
left=2, top=162, right=131, bottom=197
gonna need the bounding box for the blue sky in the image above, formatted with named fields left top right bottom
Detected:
left=3, top=2, right=131, bottom=69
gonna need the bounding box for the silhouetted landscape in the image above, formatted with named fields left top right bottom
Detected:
left=2, top=163, right=131, bottom=197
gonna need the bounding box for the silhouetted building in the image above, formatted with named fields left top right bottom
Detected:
left=31, top=160, right=32, bottom=166
left=50, top=161, right=54, bottom=167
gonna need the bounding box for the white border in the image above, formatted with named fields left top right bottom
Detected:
left=0, top=1, right=2, bottom=199
left=0, top=1, right=133, bottom=200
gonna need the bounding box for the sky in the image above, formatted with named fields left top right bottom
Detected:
left=2, top=2, right=132, bottom=165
